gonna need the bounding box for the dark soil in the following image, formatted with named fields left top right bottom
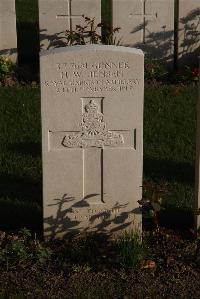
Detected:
left=0, top=229, right=200, bottom=298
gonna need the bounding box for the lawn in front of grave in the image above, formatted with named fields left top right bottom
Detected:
left=0, top=83, right=197, bottom=231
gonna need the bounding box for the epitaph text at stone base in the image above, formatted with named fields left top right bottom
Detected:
left=40, top=45, right=144, bottom=238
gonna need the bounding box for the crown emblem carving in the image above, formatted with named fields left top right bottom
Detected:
left=62, top=99, right=124, bottom=148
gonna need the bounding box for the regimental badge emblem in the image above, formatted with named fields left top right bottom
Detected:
left=61, top=99, right=124, bottom=148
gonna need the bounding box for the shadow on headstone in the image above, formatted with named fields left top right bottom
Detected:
left=119, top=8, right=199, bottom=68
left=178, top=8, right=200, bottom=67
left=121, top=21, right=174, bottom=65
left=0, top=48, right=18, bottom=61
left=44, top=194, right=140, bottom=239
left=40, top=29, right=69, bottom=50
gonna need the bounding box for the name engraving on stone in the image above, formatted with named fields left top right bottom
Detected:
left=42, top=60, right=141, bottom=93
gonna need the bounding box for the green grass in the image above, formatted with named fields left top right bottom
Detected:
left=0, top=86, right=42, bottom=231
left=0, top=84, right=198, bottom=231
left=144, top=84, right=197, bottom=228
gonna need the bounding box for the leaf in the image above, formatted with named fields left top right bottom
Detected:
left=152, top=202, right=161, bottom=212
left=141, top=260, right=156, bottom=269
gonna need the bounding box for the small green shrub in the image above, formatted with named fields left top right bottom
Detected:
left=117, top=231, right=147, bottom=268
left=64, top=16, right=120, bottom=46
left=0, top=229, right=32, bottom=269
left=139, top=181, right=168, bottom=230
left=144, top=58, right=167, bottom=82
left=0, top=239, right=29, bottom=269
left=0, top=56, right=14, bottom=77
left=35, top=245, right=52, bottom=264
left=174, top=66, right=200, bottom=84
left=18, top=227, right=32, bottom=240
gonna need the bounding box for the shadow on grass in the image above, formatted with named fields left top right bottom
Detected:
left=0, top=174, right=42, bottom=202
left=0, top=142, right=42, bottom=232
left=0, top=197, right=42, bottom=232
left=159, top=205, right=193, bottom=230
left=0, top=173, right=42, bottom=231
left=144, top=156, right=195, bottom=185
left=144, top=156, right=194, bottom=229
left=8, top=142, right=41, bottom=158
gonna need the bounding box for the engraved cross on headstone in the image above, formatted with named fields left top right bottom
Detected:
left=129, top=0, right=157, bottom=43
left=60, top=97, right=134, bottom=205
left=56, top=0, right=83, bottom=31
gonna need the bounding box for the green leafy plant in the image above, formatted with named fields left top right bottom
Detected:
left=18, top=227, right=32, bottom=240
left=0, top=56, right=14, bottom=78
left=72, top=264, right=91, bottom=273
left=139, top=181, right=168, bottom=230
left=144, top=58, right=167, bottom=82
left=35, top=244, right=52, bottom=264
left=0, top=229, right=33, bottom=269
left=64, top=16, right=120, bottom=46
left=184, top=66, right=200, bottom=83
left=117, top=231, right=147, bottom=268
left=171, top=66, right=200, bottom=85
left=0, top=239, right=28, bottom=269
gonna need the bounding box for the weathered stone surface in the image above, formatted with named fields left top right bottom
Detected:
left=39, top=0, right=101, bottom=50
left=0, top=0, right=17, bottom=62
left=178, top=0, right=200, bottom=66
left=112, top=0, right=174, bottom=65
left=40, top=45, right=144, bottom=238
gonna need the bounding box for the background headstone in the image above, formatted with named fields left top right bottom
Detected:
left=39, top=0, right=101, bottom=50
left=41, top=45, right=144, bottom=238
left=0, top=0, right=17, bottom=62
left=112, top=0, right=174, bottom=65
left=195, top=58, right=200, bottom=231
left=178, top=0, right=200, bottom=67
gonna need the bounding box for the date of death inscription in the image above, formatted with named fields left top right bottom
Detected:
left=42, top=61, right=141, bottom=93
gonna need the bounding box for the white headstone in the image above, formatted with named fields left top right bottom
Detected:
left=112, top=0, right=174, bottom=65
left=178, top=0, right=200, bottom=66
left=0, top=0, right=17, bottom=62
left=41, top=45, right=144, bottom=238
left=39, top=0, right=101, bottom=50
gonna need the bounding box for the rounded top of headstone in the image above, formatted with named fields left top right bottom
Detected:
left=40, top=45, right=144, bottom=57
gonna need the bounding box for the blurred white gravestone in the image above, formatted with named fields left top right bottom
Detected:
left=0, top=0, right=17, bottom=62
left=112, top=0, right=174, bottom=66
left=178, top=0, right=200, bottom=67
left=39, top=0, right=101, bottom=50
left=40, top=45, right=144, bottom=238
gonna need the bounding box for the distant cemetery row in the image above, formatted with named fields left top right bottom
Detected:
left=0, top=0, right=199, bottom=68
